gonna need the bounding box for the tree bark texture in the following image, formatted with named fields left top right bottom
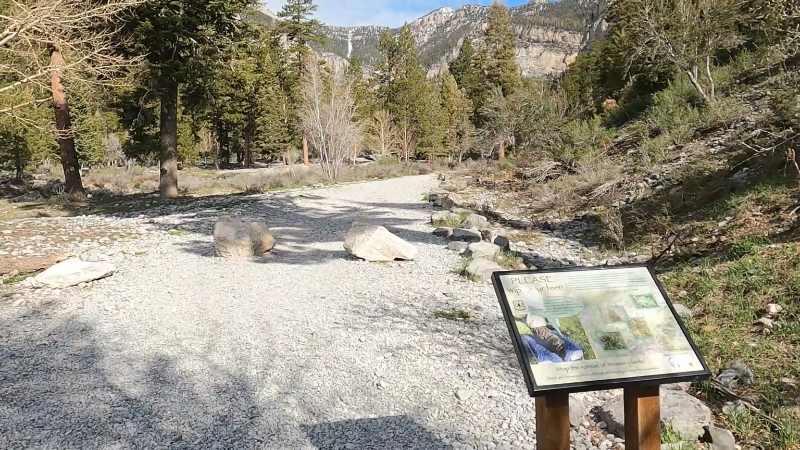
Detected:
left=49, top=43, right=84, bottom=195
left=244, top=133, right=252, bottom=168
left=302, top=133, right=309, bottom=165
left=159, top=80, right=179, bottom=198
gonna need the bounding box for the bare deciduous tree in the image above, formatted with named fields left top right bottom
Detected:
left=624, top=0, right=741, bottom=103
left=366, top=109, right=398, bottom=157
left=396, top=117, right=415, bottom=162
left=300, top=57, right=363, bottom=180
left=0, top=0, right=143, bottom=193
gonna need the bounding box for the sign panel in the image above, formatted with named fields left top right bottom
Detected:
left=492, top=265, right=711, bottom=396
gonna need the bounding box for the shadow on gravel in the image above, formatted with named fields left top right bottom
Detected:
left=0, top=307, right=297, bottom=449
left=134, top=194, right=445, bottom=266
left=303, top=415, right=453, bottom=450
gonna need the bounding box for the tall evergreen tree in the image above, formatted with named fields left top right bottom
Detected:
left=345, top=57, right=372, bottom=121
left=374, top=25, right=443, bottom=159
left=449, top=36, right=488, bottom=126
left=439, top=69, right=475, bottom=161
left=484, top=1, right=521, bottom=98
left=122, top=0, right=255, bottom=198
left=276, top=0, right=324, bottom=162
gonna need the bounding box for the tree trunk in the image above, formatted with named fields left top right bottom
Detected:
left=159, top=80, right=179, bottom=198
left=302, top=133, right=309, bottom=165
left=14, top=147, right=22, bottom=181
left=704, top=56, right=716, bottom=102
left=686, top=68, right=709, bottom=104
left=244, top=133, right=252, bottom=169
left=49, top=43, right=84, bottom=196
left=498, top=140, right=506, bottom=161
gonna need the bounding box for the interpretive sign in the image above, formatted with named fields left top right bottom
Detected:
left=492, top=265, right=710, bottom=396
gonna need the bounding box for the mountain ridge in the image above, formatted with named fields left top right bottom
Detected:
left=256, top=0, right=593, bottom=78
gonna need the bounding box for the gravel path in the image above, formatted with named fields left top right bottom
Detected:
left=0, top=175, right=613, bottom=450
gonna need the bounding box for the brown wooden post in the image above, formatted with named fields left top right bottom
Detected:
left=624, top=386, right=661, bottom=450
left=498, top=140, right=506, bottom=161
left=535, top=394, right=570, bottom=450
left=302, top=134, right=309, bottom=166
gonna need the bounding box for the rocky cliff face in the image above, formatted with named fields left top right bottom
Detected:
left=580, top=0, right=611, bottom=52
left=311, top=0, right=593, bottom=78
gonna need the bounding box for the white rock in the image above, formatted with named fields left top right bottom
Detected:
left=31, top=258, right=116, bottom=289
left=466, top=259, right=503, bottom=281
left=343, top=222, right=417, bottom=262
left=764, top=303, right=783, bottom=316
left=464, top=241, right=502, bottom=260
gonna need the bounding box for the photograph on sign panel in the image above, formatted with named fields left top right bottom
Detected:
left=497, top=267, right=704, bottom=386
left=510, top=287, right=594, bottom=364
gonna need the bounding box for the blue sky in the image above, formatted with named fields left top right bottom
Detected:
left=262, top=1, right=531, bottom=27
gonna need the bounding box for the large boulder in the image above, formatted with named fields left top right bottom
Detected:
left=460, top=213, right=490, bottom=230
left=599, top=390, right=712, bottom=440
left=344, top=222, right=417, bottom=262
left=466, top=259, right=503, bottom=281
left=464, top=241, right=502, bottom=260
left=213, top=218, right=276, bottom=258
left=23, top=258, right=116, bottom=289
left=449, top=228, right=482, bottom=243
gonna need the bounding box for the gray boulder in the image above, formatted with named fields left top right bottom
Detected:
left=449, top=228, right=482, bottom=243
left=447, top=241, right=469, bottom=253
left=599, top=390, right=711, bottom=440
left=25, top=258, right=116, bottom=289
left=494, top=235, right=511, bottom=251
left=344, top=222, right=417, bottom=262
left=431, top=211, right=460, bottom=224
left=701, top=426, right=736, bottom=450
left=466, top=259, right=503, bottom=281
left=460, top=213, right=489, bottom=230
left=213, top=218, right=276, bottom=258
left=432, top=227, right=454, bottom=238
left=569, top=394, right=590, bottom=428
left=435, top=193, right=464, bottom=209
left=464, top=241, right=502, bottom=260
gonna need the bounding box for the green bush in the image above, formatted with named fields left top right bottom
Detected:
left=557, top=116, right=616, bottom=163
left=768, top=71, right=800, bottom=127
left=646, top=78, right=702, bottom=144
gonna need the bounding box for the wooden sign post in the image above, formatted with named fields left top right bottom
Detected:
left=535, top=394, right=570, bottom=450
left=624, top=386, right=661, bottom=450
left=491, top=265, right=711, bottom=450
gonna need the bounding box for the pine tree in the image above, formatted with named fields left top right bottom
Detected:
left=277, top=0, right=324, bottom=163
left=122, top=0, right=256, bottom=198
left=345, top=57, right=372, bottom=121
left=439, top=69, right=475, bottom=161
left=374, top=25, right=442, bottom=159
left=449, top=36, right=487, bottom=127
left=484, top=1, right=520, bottom=98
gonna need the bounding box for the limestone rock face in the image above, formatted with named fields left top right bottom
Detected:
left=213, top=218, right=276, bottom=258
left=344, top=223, right=418, bottom=262
left=315, top=1, right=584, bottom=79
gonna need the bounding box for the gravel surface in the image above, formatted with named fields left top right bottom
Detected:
left=1, top=175, right=617, bottom=450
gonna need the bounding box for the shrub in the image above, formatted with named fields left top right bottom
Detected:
left=646, top=79, right=702, bottom=144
